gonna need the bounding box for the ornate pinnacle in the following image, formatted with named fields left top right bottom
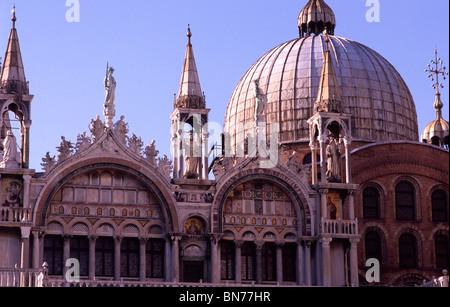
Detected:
left=425, top=48, right=448, bottom=94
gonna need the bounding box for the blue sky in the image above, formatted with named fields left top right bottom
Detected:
left=0, top=0, right=448, bottom=170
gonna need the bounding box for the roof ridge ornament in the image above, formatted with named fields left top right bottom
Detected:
left=11, top=5, right=16, bottom=28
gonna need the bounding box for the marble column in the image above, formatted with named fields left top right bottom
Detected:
left=255, top=241, right=263, bottom=284
left=310, top=144, right=318, bottom=185
left=348, top=190, right=355, bottom=221
left=32, top=231, right=41, bottom=269
left=302, top=240, right=312, bottom=286
left=276, top=242, right=283, bottom=284
left=171, top=235, right=181, bottom=283
left=63, top=235, right=71, bottom=278
left=234, top=240, right=243, bottom=284
left=296, top=242, right=304, bottom=286
left=139, top=238, right=147, bottom=282
left=165, top=239, right=171, bottom=282
left=114, top=236, right=122, bottom=281
left=344, top=136, right=352, bottom=184
left=349, top=238, right=360, bottom=287
left=20, top=227, right=31, bottom=269
left=22, top=121, right=32, bottom=168
left=210, top=235, right=220, bottom=284
left=88, top=236, right=97, bottom=280
left=22, top=175, right=32, bottom=210
left=321, top=237, right=332, bottom=287
left=319, top=135, right=328, bottom=183
left=202, top=133, right=209, bottom=180
left=320, top=189, right=329, bottom=220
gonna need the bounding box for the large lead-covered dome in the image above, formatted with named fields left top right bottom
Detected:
left=224, top=2, right=418, bottom=153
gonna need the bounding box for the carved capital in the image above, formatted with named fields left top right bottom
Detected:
left=301, top=240, right=313, bottom=248
left=320, top=237, right=333, bottom=247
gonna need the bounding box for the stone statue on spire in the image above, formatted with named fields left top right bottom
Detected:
left=104, top=64, right=116, bottom=128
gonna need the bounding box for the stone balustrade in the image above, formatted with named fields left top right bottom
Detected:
left=418, top=270, right=449, bottom=287
left=45, top=279, right=299, bottom=288
left=0, top=263, right=48, bottom=287
left=0, top=207, right=32, bottom=225
left=320, top=217, right=358, bottom=236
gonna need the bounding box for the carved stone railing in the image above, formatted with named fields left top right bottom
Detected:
left=320, top=217, right=358, bottom=236
left=418, top=270, right=449, bottom=287
left=46, top=279, right=301, bottom=288
left=0, top=207, right=32, bottom=225
left=0, top=263, right=48, bottom=287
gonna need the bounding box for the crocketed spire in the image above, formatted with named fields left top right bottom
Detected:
left=314, top=30, right=343, bottom=114
left=175, top=25, right=205, bottom=109
left=0, top=6, right=29, bottom=95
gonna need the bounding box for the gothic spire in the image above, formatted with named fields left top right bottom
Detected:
left=0, top=6, right=28, bottom=95
left=314, top=30, right=343, bottom=114
left=175, top=25, right=205, bottom=109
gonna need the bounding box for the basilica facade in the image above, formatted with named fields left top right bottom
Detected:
left=0, top=0, right=448, bottom=287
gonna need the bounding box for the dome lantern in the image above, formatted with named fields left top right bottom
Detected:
left=422, top=49, right=449, bottom=148
left=298, top=0, right=336, bottom=38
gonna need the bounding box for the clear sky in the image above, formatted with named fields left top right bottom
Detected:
left=0, top=0, right=448, bottom=171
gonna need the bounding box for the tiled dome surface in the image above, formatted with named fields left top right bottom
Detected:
left=224, top=35, right=419, bottom=152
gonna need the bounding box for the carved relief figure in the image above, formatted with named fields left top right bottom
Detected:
left=57, top=136, right=74, bottom=163
left=144, top=140, right=159, bottom=165
left=113, top=115, right=129, bottom=144
left=41, top=152, right=56, bottom=174
left=90, top=115, right=105, bottom=141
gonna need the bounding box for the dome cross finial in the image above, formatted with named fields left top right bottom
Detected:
left=425, top=48, right=448, bottom=95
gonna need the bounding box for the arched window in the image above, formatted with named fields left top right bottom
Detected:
left=302, top=153, right=320, bottom=165
left=396, top=181, right=415, bottom=221
left=44, top=235, right=64, bottom=276
left=365, top=230, right=382, bottom=265
left=399, top=233, right=417, bottom=268
left=95, top=237, right=114, bottom=277
left=121, top=238, right=140, bottom=278
left=435, top=234, right=449, bottom=269
left=220, top=241, right=235, bottom=280
left=146, top=239, right=165, bottom=278
left=262, top=243, right=276, bottom=282
left=282, top=243, right=297, bottom=282
left=363, top=187, right=380, bottom=219
left=70, top=236, right=89, bottom=276
left=432, top=190, right=448, bottom=222
left=241, top=242, right=256, bottom=281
